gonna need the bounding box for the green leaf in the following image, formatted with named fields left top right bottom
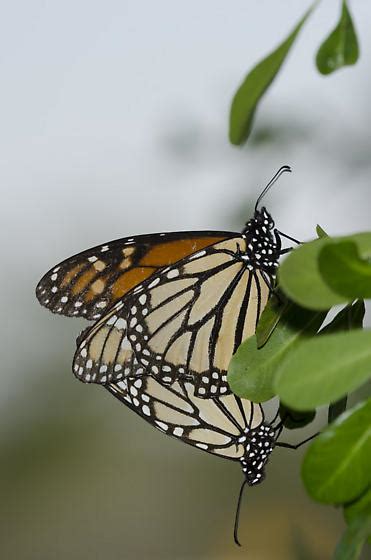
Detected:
left=345, top=487, right=371, bottom=526
left=316, top=224, right=329, bottom=238
left=302, top=399, right=371, bottom=504
left=320, top=301, right=365, bottom=423
left=316, top=0, right=359, bottom=76
left=255, top=292, right=288, bottom=349
left=344, top=487, right=371, bottom=546
left=334, top=513, right=371, bottom=560
left=279, top=403, right=316, bottom=430
left=229, top=4, right=315, bottom=145
left=275, top=329, right=371, bottom=411
left=336, top=486, right=371, bottom=560
left=279, top=237, right=344, bottom=310
left=319, top=241, right=371, bottom=299
left=279, top=232, right=371, bottom=310
left=228, top=303, right=326, bottom=402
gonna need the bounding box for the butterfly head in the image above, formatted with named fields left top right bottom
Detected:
left=240, top=165, right=292, bottom=270
left=243, top=205, right=275, bottom=235
left=256, top=206, right=275, bottom=230
left=240, top=423, right=276, bottom=486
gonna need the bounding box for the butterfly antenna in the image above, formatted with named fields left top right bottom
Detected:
left=233, top=479, right=248, bottom=546
left=255, top=165, right=292, bottom=212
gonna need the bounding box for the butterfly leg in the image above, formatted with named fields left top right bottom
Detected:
left=279, top=247, right=294, bottom=256
left=276, top=231, right=302, bottom=245
left=275, top=432, right=319, bottom=450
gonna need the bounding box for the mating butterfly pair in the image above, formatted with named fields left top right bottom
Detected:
left=36, top=166, right=303, bottom=544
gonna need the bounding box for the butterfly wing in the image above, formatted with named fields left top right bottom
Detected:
left=74, top=237, right=271, bottom=391
left=108, top=350, right=277, bottom=488
left=108, top=372, right=264, bottom=461
left=36, top=231, right=233, bottom=320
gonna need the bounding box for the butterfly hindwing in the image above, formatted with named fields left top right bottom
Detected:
left=74, top=237, right=271, bottom=392
left=36, top=231, right=233, bottom=321
left=107, top=351, right=277, bottom=487
left=108, top=372, right=265, bottom=460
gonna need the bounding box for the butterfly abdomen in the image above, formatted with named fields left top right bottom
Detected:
left=240, top=423, right=276, bottom=485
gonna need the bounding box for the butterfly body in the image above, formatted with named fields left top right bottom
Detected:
left=239, top=423, right=276, bottom=485
left=241, top=206, right=282, bottom=276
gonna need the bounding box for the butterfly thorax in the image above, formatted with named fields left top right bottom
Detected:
left=239, top=422, right=276, bottom=486
left=240, top=207, right=281, bottom=276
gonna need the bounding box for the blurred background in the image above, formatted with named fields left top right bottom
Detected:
left=1, top=1, right=370, bottom=558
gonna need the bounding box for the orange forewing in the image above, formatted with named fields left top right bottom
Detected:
left=138, top=237, right=225, bottom=267
left=111, top=267, right=157, bottom=299
left=36, top=231, right=234, bottom=320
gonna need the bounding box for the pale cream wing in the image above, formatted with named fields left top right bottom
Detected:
left=125, top=237, right=270, bottom=397
left=73, top=236, right=271, bottom=394
left=108, top=373, right=264, bottom=460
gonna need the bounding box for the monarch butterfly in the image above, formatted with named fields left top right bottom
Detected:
left=106, top=350, right=285, bottom=546
left=68, top=167, right=297, bottom=397
left=106, top=353, right=313, bottom=546
left=36, top=167, right=294, bottom=391
left=36, top=165, right=307, bottom=544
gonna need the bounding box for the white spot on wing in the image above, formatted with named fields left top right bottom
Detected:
left=167, top=269, right=179, bottom=279
left=116, top=318, right=127, bottom=330
left=148, top=277, right=160, bottom=288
